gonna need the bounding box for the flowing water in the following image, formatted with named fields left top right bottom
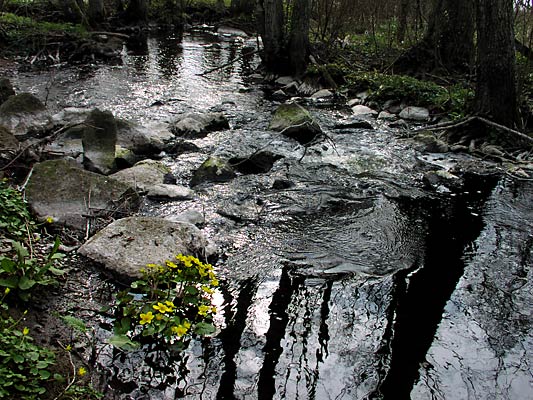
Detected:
left=7, top=29, right=533, bottom=399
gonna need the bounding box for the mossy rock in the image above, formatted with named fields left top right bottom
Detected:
left=0, top=125, right=19, bottom=151
left=0, top=93, right=45, bottom=115
left=269, top=103, right=322, bottom=145
left=82, top=109, right=118, bottom=174
left=190, top=156, right=236, bottom=186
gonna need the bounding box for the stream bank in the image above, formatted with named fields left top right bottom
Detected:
left=1, top=27, right=532, bottom=399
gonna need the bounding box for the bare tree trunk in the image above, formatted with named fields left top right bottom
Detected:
left=288, top=0, right=310, bottom=76
left=475, top=0, right=518, bottom=128
left=124, top=0, right=148, bottom=24
left=87, top=0, right=105, bottom=26
left=396, top=0, right=410, bottom=43
left=393, top=0, right=475, bottom=73
left=257, top=0, right=286, bottom=73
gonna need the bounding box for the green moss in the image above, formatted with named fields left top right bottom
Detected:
left=269, top=103, right=313, bottom=131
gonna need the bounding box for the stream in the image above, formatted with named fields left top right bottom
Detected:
left=6, top=28, right=533, bottom=399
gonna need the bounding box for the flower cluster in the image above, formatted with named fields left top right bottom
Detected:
left=112, top=254, right=219, bottom=348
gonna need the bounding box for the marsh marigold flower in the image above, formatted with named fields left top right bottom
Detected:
left=153, top=302, right=173, bottom=313
left=78, top=367, right=87, bottom=377
left=140, top=311, right=154, bottom=325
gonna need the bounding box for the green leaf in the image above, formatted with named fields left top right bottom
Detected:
left=60, top=315, right=87, bottom=333
left=18, top=276, right=36, bottom=290
left=12, top=241, right=29, bottom=258
left=12, top=354, right=24, bottom=363
left=194, top=322, right=216, bottom=336
left=38, top=369, right=51, bottom=379
left=0, top=276, right=19, bottom=288
left=108, top=334, right=139, bottom=350
left=0, top=257, right=16, bottom=273
left=113, top=317, right=131, bottom=335
left=48, top=266, right=65, bottom=276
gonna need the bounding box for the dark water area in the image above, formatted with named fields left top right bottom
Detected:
left=7, top=28, right=533, bottom=399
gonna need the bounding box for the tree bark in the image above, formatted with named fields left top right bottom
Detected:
left=288, top=0, right=310, bottom=76
left=124, top=0, right=148, bottom=24
left=394, top=0, right=475, bottom=73
left=257, top=0, right=286, bottom=73
left=475, top=0, right=518, bottom=128
left=396, top=0, right=410, bottom=43
left=87, top=0, right=105, bottom=26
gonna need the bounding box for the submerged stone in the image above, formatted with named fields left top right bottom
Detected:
left=170, top=112, right=229, bottom=138
left=190, top=156, right=236, bottom=186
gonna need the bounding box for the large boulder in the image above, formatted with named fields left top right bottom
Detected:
left=169, top=112, right=229, bottom=138
left=190, top=156, right=236, bottom=186
left=78, top=217, right=209, bottom=281
left=399, top=106, right=430, bottom=121
left=25, top=159, right=140, bottom=232
left=269, top=103, right=322, bottom=145
left=0, top=78, right=15, bottom=105
left=116, top=119, right=175, bottom=155
left=111, top=159, right=193, bottom=200
left=82, top=109, right=117, bottom=174
left=0, top=93, right=50, bottom=137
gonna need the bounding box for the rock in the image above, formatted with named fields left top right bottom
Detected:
left=0, top=126, right=19, bottom=152
left=169, top=112, right=229, bottom=138
left=0, top=78, right=15, bottom=105
left=347, top=98, right=361, bottom=107
left=413, top=132, right=449, bottom=153
left=0, top=93, right=50, bottom=137
left=297, top=81, right=320, bottom=96
left=389, top=119, right=408, bottom=129
left=82, top=109, right=117, bottom=175
left=333, top=119, right=374, bottom=130
left=271, top=89, right=287, bottom=101
left=382, top=100, right=402, bottom=114
left=269, top=103, right=322, bottom=145
left=310, top=89, right=334, bottom=100
left=229, top=151, right=283, bottom=174
left=217, top=26, right=248, bottom=37
left=377, top=111, right=397, bottom=121
left=356, top=91, right=369, bottom=100
left=272, top=178, right=294, bottom=190
left=423, top=170, right=463, bottom=191
left=51, top=107, right=91, bottom=126
left=399, top=106, right=430, bottom=121
left=351, top=105, right=377, bottom=117
left=111, top=159, right=193, bottom=200
left=0, top=126, right=19, bottom=168
left=78, top=217, right=209, bottom=281
left=117, top=119, right=174, bottom=154
left=165, top=209, right=205, bottom=226
left=190, top=156, right=236, bottom=186
left=275, top=76, right=295, bottom=86
left=114, top=145, right=141, bottom=168
left=25, top=159, right=140, bottom=231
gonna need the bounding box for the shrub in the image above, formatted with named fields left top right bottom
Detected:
left=111, top=254, right=219, bottom=350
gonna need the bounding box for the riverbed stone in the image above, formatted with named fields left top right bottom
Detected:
left=0, top=93, right=50, bottom=137
left=0, top=126, right=19, bottom=168
left=78, top=216, right=209, bottom=281
left=170, top=112, right=229, bottom=138
left=82, top=109, right=117, bottom=174
left=377, top=111, right=397, bottom=121
left=117, top=119, right=174, bottom=155
left=111, top=159, right=193, bottom=199
left=25, top=159, right=140, bottom=231
left=275, top=76, right=295, bottom=86
left=190, top=156, right=236, bottom=186
left=0, top=78, right=15, bottom=105
left=399, top=106, right=430, bottom=121
left=51, top=107, right=91, bottom=126
left=351, top=105, right=378, bottom=117
left=269, top=102, right=322, bottom=145
left=310, top=89, right=334, bottom=100
left=413, top=131, right=449, bottom=153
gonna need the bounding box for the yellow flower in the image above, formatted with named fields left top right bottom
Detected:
left=198, top=305, right=211, bottom=316
left=201, top=285, right=214, bottom=294
left=146, top=263, right=159, bottom=269
left=153, top=302, right=173, bottom=313
left=45, top=216, right=54, bottom=224
left=156, top=313, right=164, bottom=321
left=4, top=288, right=10, bottom=295
left=78, top=367, right=87, bottom=377
left=65, top=344, right=72, bottom=352
left=166, top=260, right=178, bottom=269
left=22, top=327, right=29, bottom=335
left=210, top=278, right=219, bottom=287
left=211, top=306, right=217, bottom=313
left=165, top=301, right=175, bottom=309
left=140, top=311, right=154, bottom=325
left=171, top=320, right=191, bottom=337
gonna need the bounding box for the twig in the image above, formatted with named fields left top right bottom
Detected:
left=89, top=31, right=130, bottom=39
left=53, top=341, right=78, bottom=400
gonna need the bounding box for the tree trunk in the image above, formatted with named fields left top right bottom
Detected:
left=257, top=0, right=286, bottom=73
left=288, top=0, right=310, bottom=76
left=475, top=0, right=518, bottom=128
left=231, top=0, right=254, bottom=15
left=394, top=0, right=475, bottom=73
left=396, top=0, right=410, bottom=43
left=87, top=0, right=105, bottom=26
left=124, top=0, right=148, bottom=24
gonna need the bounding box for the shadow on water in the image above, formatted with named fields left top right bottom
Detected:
left=372, top=173, right=499, bottom=399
